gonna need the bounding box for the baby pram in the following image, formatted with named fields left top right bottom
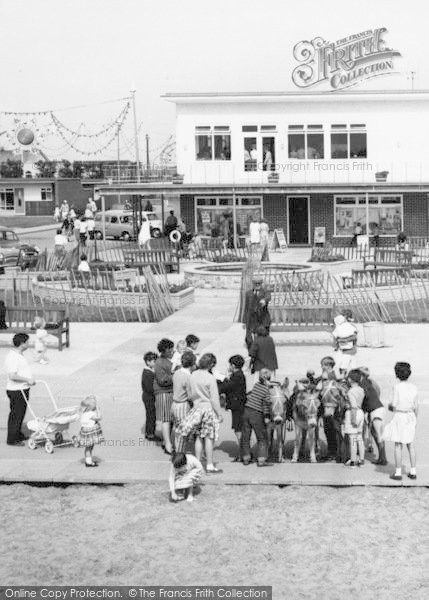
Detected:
left=23, top=380, right=80, bottom=453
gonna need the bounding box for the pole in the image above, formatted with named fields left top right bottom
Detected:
left=117, top=127, right=121, bottom=202
left=146, top=134, right=150, bottom=170
left=130, top=88, right=141, bottom=183
left=101, top=195, right=106, bottom=241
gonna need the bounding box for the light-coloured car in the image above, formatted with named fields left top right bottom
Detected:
left=94, top=210, right=162, bottom=241
left=0, top=226, right=39, bottom=271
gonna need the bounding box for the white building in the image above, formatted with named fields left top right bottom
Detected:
left=100, top=89, right=429, bottom=245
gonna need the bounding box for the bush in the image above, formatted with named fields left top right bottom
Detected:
left=309, top=254, right=345, bottom=262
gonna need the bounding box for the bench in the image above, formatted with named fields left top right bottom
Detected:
left=363, top=249, right=413, bottom=270
left=123, top=249, right=180, bottom=273
left=269, top=304, right=334, bottom=332
left=349, top=268, right=411, bottom=288
left=1, top=307, right=70, bottom=350
left=70, top=268, right=138, bottom=291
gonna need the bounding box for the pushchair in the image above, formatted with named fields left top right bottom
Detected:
left=23, top=380, right=80, bottom=453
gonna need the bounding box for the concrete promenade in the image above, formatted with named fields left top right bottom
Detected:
left=0, top=248, right=428, bottom=486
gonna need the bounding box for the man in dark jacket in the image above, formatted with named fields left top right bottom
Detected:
left=242, top=276, right=271, bottom=350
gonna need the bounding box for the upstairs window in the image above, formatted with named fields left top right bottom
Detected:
left=288, top=125, right=324, bottom=159
left=331, top=124, right=367, bottom=159
left=195, top=127, right=212, bottom=160
left=195, top=126, right=231, bottom=160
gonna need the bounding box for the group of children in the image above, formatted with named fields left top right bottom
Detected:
left=138, top=308, right=420, bottom=501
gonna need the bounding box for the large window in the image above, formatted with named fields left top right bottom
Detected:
left=335, top=195, right=402, bottom=236
left=331, top=124, right=367, bottom=159
left=0, top=189, right=14, bottom=210
left=195, top=126, right=231, bottom=160
left=288, top=125, right=324, bottom=159
left=195, top=196, right=262, bottom=237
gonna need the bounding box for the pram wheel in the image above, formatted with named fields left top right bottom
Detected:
left=45, top=440, right=54, bottom=454
left=55, top=432, right=63, bottom=444
left=28, top=438, right=37, bottom=450
left=72, top=436, right=80, bottom=448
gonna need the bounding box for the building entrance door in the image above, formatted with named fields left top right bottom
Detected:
left=288, top=196, right=309, bottom=245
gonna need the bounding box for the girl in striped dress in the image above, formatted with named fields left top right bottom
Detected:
left=79, top=395, right=103, bottom=467
left=154, top=338, right=175, bottom=455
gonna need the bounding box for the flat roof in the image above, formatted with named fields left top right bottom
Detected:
left=98, top=182, right=429, bottom=195
left=163, top=89, right=429, bottom=104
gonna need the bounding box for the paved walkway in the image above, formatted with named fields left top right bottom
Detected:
left=0, top=248, right=428, bottom=486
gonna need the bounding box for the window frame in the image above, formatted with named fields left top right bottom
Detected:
left=194, top=195, right=263, bottom=236
left=334, top=194, right=403, bottom=237
left=331, top=124, right=367, bottom=159
left=288, top=125, right=324, bottom=160
left=0, top=188, right=15, bottom=211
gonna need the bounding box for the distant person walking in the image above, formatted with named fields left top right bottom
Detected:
left=5, top=333, right=36, bottom=446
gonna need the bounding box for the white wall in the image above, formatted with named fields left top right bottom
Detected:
left=174, top=96, right=429, bottom=185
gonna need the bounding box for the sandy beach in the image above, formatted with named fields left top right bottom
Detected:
left=1, top=483, right=429, bottom=599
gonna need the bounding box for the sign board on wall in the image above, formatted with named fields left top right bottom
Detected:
left=314, top=227, right=326, bottom=245
left=292, top=28, right=401, bottom=91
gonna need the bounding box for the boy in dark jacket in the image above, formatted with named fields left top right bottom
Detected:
left=218, top=355, right=247, bottom=461
left=141, top=351, right=159, bottom=441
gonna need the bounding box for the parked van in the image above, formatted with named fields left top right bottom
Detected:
left=94, top=210, right=162, bottom=241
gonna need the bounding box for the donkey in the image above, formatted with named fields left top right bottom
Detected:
left=318, top=375, right=348, bottom=463
left=266, top=381, right=290, bottom=463
left=289, top=380, right=321, bottom=463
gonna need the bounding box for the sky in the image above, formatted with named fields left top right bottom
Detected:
left=0, top=0, right=427, bottom=162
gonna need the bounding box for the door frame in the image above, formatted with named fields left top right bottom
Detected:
left=287, top=195, right=310, bottom=245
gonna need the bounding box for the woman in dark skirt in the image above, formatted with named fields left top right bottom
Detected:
left=154, top=338, right=175, bottom=455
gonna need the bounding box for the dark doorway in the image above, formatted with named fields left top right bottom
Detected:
left=288, top=196, right=309, bottom=244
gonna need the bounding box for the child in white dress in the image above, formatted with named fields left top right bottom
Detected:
left=169, top=452, right=203, bottom=503
left=171, top=339, right=186, bottom=372
left=33, top=317, right=49, bottom=365
left=332, top=314, right=358, bottom=376
left=384, top=362, right=418, bottom=481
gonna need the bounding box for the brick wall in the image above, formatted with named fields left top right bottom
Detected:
left=403, top=193, right=428, bottom=236
left=262, top=194, right=287, bottom=231
left=310, top=194, right=334, bottom=242
left=56, top=179, right=92, bottom=212
left=180, top=195, right=195, bottom=232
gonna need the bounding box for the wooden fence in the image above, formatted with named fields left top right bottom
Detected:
left=0, top=265, right=174, bottom=323
left=248, top=268, right=429, bottom=324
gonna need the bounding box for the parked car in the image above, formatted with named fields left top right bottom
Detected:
left=0, top=226, right=39, bottom=272
left=94, top=210, right=162, bottom=241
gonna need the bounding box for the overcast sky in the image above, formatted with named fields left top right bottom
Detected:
left=0, top=0, right=426, bottom=161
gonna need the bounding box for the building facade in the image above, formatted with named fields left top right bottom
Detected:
left=99, top=89, right=429, bottom=244
left=0, top=178, right=95, bottom=216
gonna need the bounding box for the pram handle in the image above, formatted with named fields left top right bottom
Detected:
left=20, top=380, right=59, bottom=419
